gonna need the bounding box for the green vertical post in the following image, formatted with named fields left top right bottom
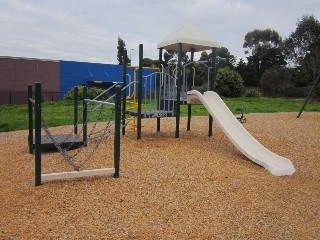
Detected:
left=187, top=50, right=194, bottom=131
left=83, top=86, right=87, bottom=145
left=114, top=85, right=121, bottom=178
left=122, top=50, right=128, bottom=135
left=74, top=87, right=78, bottom=135
left=157, top=48, right=163, bottom=132
left=34, top=82, right=42, bottom=186
left=208, top=48, right=217, bottom=137
left=137, top=44, right=143, bottom=140
left=28, top=84, right=33, bottom=154
left=175, top=43, right=182, bottom=138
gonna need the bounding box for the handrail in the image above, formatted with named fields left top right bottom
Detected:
left=84, top=99, right=115, bottom=107
left=183, top=60, right=210, bottom=68
left=122, top=81, right=138, bottom=91
left=92, top=82, right=121, bottom=101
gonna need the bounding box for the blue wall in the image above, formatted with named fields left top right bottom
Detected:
left=60, top=61, right=124, bottom=99
left=59, top=61, right=156, bottom=100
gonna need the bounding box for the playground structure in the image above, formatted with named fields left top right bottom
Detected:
left=28, top=23, right=295, bottom=185
left=119, top=23, right=295, bottom=176
left=28, top=82, right=122, bottom=186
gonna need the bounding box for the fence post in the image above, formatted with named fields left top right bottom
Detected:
left=114, top=85, right=121, bottom=178
left=34, top=82, right=42, bottom=186
left=83, top=86, right=87, bottom=145
left=74, top=87, right=78, bottom=135
left=28, top=85, right=34, bottom=154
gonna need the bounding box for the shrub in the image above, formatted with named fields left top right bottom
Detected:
left=64, top=86, right=109, bottom=101
left=244, top=88, right=262, bottom=98
left=216, top=67, right=244, bottom=97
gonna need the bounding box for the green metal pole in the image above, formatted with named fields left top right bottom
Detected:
left=175, top=43, right=182, bottom=138
left=208, top=48, right=217, bottom=137
left=297, top=73, right=320, bottom=118
left=74, top=87, right=78, bottom=135
left=83, top=86, right=87, bottom=145
left=157, top=48, right=163, bottom=132
left=137, top=44, right=143, bottom=140
left=35, top=82, right=42, bottom=186
left=187, top=50, right=195, bottom=131
left=122, top=50, right=128, bottom=135
left=28, top=84, right=33, bottom=154
left=114, top=85, right=121, bottom=178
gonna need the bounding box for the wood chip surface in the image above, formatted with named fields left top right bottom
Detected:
left=0, top=112, right=319, bottom=239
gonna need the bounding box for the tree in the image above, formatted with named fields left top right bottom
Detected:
left=163, top=50, right=189, bottom=66
left=191, top=47, right=237, bottom=88
left=236, top=58, right=258, bottom=87
left=243, top=29, right=286, bottom=82
left=284, top=15, right=320, bottom=84
left=143, top=58, right=158, bottom=68
left=260, top=68, right=293, bottom=96
left=199, top=47, right=236, bottom=69
left=216, top=67, right=244, bottom=97
left=117, top=36, right=130, bottom=65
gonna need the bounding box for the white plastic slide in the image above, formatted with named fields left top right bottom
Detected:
left=187, top=90, right=295, bottom=176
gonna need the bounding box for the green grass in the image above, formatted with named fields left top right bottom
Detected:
left=181, top=97, right=320, bottom=116
left=1, top=98, right=320, bottom=132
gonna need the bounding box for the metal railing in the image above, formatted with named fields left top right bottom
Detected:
left=141, top=71, right=177, bottom=117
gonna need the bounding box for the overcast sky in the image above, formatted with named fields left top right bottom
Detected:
left=1, top=0, right=319, bottom=65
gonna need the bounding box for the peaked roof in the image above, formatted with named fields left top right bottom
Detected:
left=157, top=22, right=220, bottom=52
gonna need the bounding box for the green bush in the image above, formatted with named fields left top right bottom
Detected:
left=244, top=88, right=262, bottom=97
left=216, top=67, right=244, bottom=97
left=64, top=86, right=109, bottom=101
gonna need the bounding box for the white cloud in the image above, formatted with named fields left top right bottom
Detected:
left=0, top=0, right=319, bottom=64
